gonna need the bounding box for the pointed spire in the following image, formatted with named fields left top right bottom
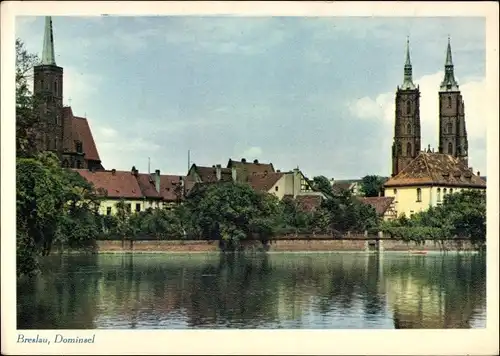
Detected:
left=405, top=36, right=412, bottom=66
left=440, top=36, right=459, bottom=91
left=445, top=35, right=453, bottom=65
left=401, top=36, right=416, bottom=90
left=41, top=16, right=56, bottom=65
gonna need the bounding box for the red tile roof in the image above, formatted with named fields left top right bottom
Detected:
left=357, top=196, right=395, bottom=216
left=159, top=175, right=184, bottom=202
left=247, top=172, right=284, bottom=192
left=295, top=195, right=323, bottom=212
left=384, top=152, right=486, bottom=188
left=73, top=169, right=142, bottom=199
left=227, top=158, right=275, bottom=176
left=136, top=173, right=161, bottom=199
left=192, top=165, right=233, bottom=183
left=62, top=106, right=101, bottom=163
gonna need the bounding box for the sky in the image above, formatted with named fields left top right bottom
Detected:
left=15, top=16, right=487, bottom=179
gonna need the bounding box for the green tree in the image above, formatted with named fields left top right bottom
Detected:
left=311, top=175, right=333, bottom=197
left=321, top=189, right=379, bottom=233
left=185, top=183, right=281, bottom=249
left=360, top=175, right=386, bottom=197
left=16, top=38, right=41, bottom=158
left=380, top=189, right=486, bottom=248
left=16, top=152, right=102, bottom=276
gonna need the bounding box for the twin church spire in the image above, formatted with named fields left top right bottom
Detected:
left=401, top=37, right=416, bottom=90
left=440, top=36, right=459, bottom=91
left=392, top=36, right=468, bottom=176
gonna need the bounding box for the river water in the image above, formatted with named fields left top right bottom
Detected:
left=17, top=252, right=486, bottom=329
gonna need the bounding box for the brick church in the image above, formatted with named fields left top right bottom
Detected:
left=391, top=37, right=469, bottom=177
left=33, top=16, right=103, bottom=171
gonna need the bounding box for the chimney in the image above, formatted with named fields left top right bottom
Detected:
left=111, top=169, right=116, bottom=175
left=253, top=159, right=259, bottom=164
left=155, top=169, right=161, bottom=193
left=215, top=164, right=221, bottom=181
left=231, top=167, right=237, bottom=182
left=241, top=158, right=246, bottom=163
left=131, top=165, right=138, bottom=176
left=276, top=169, right=281, bottom=173
left=477, top=171, right=480, bottom=176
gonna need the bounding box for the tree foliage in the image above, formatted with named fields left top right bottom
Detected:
left=380, top=189, right=486, bottom=247
left=16, top=38, right=42, bottom=158
left=311, top=175, right=333, bottom=197
left=16, top=153, right=103, bottom=276
left=360, top=175, right=386, bottom=197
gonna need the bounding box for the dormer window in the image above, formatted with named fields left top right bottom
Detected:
left=75, top=141, right=83, bottom=153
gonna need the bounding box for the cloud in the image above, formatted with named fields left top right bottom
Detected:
left=63, top=66, right=102, bottom=112
left=241, top=146, right=263, bottom=160
left=348, top=71, right=487, bottom=174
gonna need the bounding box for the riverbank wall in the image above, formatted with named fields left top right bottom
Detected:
left=93, top=236, right=476, bottom=253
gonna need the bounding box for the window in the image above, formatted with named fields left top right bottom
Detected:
left=448, top=142, right=453, bottom=154
left=275, top=186, right=279, bottom=192
left=40, top=79, right=45, bottom=90
left=443, top=188, right=447, bottom=194
left=62, top=160, right=69, bottom=168
left=54, top=137, right=58, bottom=150
left=106, top=207, right=112, bottom=216
left=406, top=100, right=411, bottom=115
left=397, top=143, right=402, bottom=155
left=76, top=141, right=83, bottom=153
left=406, top=142, right=412, bottom=156
left=416, top=188, right=422, bottom=202
left=437, top=188, right=441, bottom=202
left=447, top=96, right=452, bottom=108
left=449, top=188, right=453, bottom=194
left=47, top=138, right=52, bottom=151
left=407, top=123, right=411, bottom=135
left=447, top=122, right=453, bottom=134
left=54, top=80, right=58, bottom=95
left=135, top=203, right=141, bottom=212
left=300, top=178, right=310, bottom=192
left=76, top=160, right=82, bottom=169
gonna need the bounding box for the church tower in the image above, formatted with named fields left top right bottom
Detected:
left=392, top=38, right=421, bottom=177
left=438, top=37, right=468, bottom=165
left=33, top=16, right=64, bottom=156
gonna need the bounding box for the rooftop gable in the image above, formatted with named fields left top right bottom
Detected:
left=384, top=152, right=486, bottom=188
left=247, top=172, right=284, bottom=192
left=357, top=196, right=395, bottom=216
left=227, top=158, right=275, bottom=174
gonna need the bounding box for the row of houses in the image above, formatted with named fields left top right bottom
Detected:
left=74, top=158, right=325, bottom=216
left=73, top=152, right=486, bottom=221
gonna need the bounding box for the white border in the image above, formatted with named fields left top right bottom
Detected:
left=1, top=1, right=498, bottom=355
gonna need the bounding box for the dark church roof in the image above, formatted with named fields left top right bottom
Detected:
left=62, top=106, right=101, bottom=163
left=384, top=152, right=486, bottom=188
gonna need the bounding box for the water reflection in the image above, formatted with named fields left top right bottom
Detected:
left=17, top=252, right=486, bottom=329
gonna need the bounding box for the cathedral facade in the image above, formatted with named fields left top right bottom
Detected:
left=391, top=37, right=469, bottom=177
left=33, top=17, right=103, bottom=171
